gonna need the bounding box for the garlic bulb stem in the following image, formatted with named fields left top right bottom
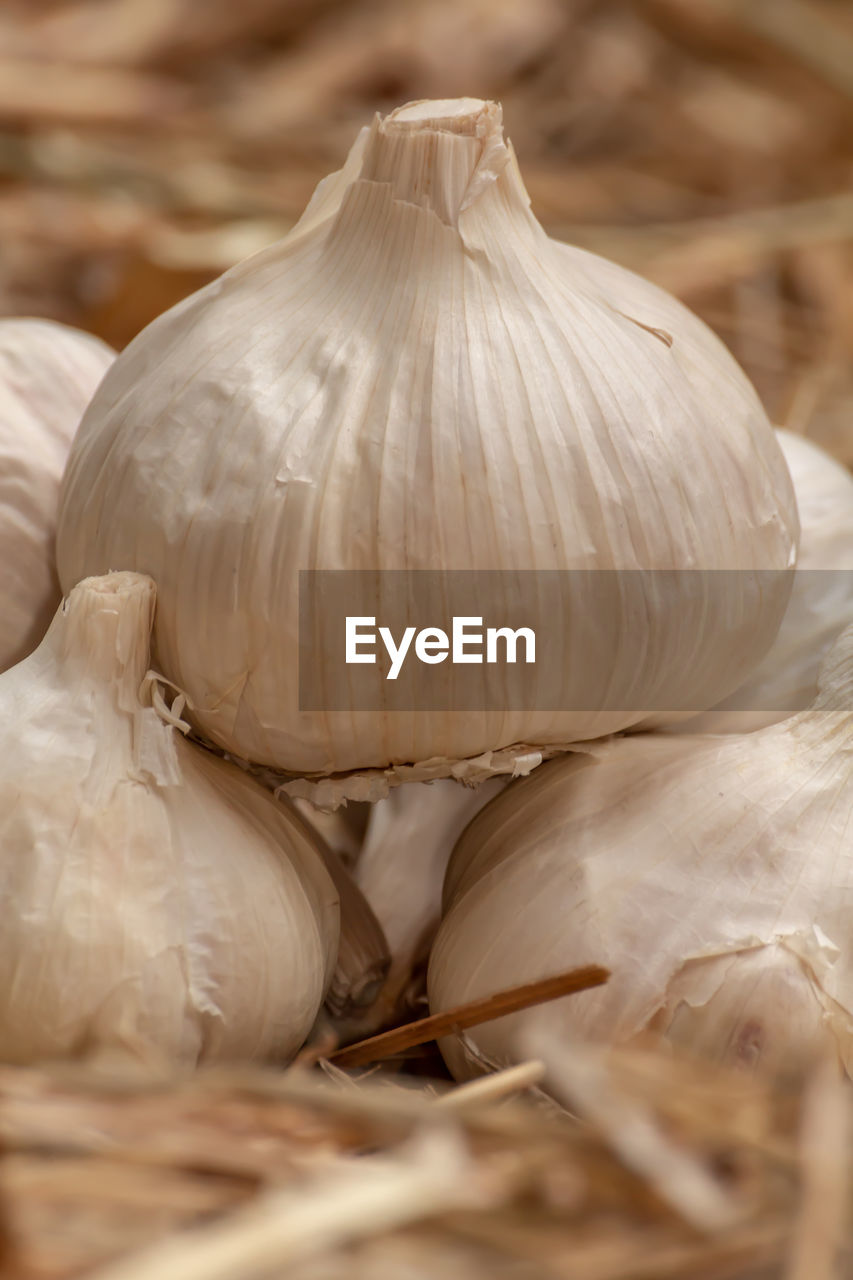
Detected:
left=55, top=570, right=152, bottom=687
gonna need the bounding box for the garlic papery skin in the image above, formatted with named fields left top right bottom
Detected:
left=0, top=319, right=114, bottom=671
left=429, top=629, right=853, bottom=1080
left=0, top=572, right=339, bottom=1067
left=665, top=430, right=853, bottom=734
left=57, top=98, right=797, bottom=777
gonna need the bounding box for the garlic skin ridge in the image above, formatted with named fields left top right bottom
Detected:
left=666, top=429, right=853, bottom=734
left=0, top=318, right=114, bottom=672
left=57, top=97, right=797, bottom=777
left=0, top=572, right=339, bottom=1067
left=429, top=628, right=853, bottom=1079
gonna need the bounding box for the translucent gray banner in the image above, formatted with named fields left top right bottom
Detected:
left=298, top=569, right=849, bottom=714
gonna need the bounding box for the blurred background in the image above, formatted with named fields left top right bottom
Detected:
left=0, top=0, right=851, bottom=459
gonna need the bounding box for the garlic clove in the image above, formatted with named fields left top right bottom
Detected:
left=356, top=778, right=506, bottom=982
left=0, top=318, right=114, bottom=671
left=663, top=429, right=853, bottom=734
left=430, top=627, right=853, bottom=1079
left=0, top=571, right=339, bottom=1066
left=57, top=98, right=797, bottom=777
left=296, top=779, right=502, bottom=1035
left=323, top=777, right=507, bottom=1036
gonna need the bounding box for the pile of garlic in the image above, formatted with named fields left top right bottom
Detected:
left=3, top=97, right=852, bottom=1078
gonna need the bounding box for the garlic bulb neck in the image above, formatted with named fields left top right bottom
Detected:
left=48, top=572, right=153, bottom=697
left=358, top=98, right=522, bottom=232
left=321, top=97, right=544, bottom=301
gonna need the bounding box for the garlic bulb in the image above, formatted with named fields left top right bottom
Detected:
left=669, top=429, right=853, bottom=734
left=0, top=572, right=338, bottom=1066
left=430, top=630, right=853, bottom=1078
left=57, top=98, right=797, bottom=777
left=0, top=318, right=114, bottom=671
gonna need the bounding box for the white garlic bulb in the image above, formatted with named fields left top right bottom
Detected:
left=57, top=98, right=797, bottom=777
left=668, top=429, right=853, bottom=734
left=0, top=318, right=114, bottom=671
left=430, top=630, right=853, bottom=1078
left=0, top=572, right=338, bottom=1066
